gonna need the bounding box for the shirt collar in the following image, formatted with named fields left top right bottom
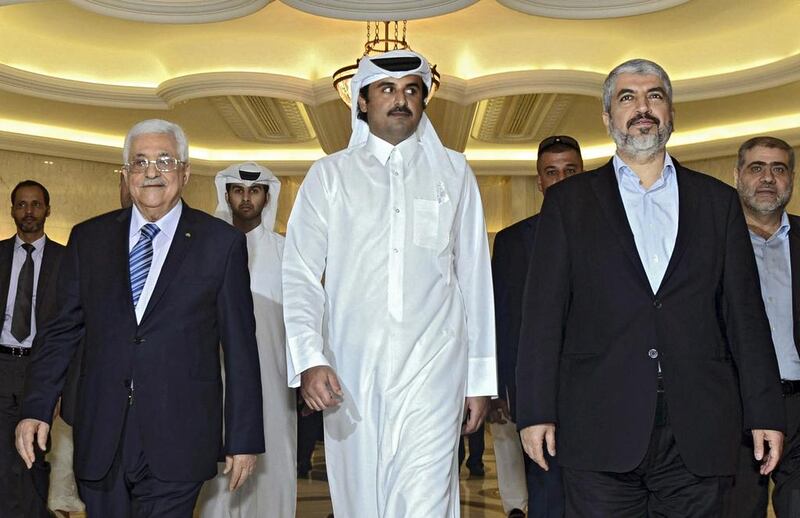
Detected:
left=748, top=211, right=791, bottom=244
left=365, top=131, right=420, bottom=166
left=14, top=234, right=46, bottom=252
left=130, top=200, right=183, bottom=241
left=772, top=211, right=791, bottom=241
left=613, top=153, right=676, bottom=185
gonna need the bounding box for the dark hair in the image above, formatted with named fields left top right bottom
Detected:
left=357, top=79, right=429, bottom=123
left=225, top=183, right=269, bottom=195
left=11, top=180, right=50, bottom=206
left=736, top=136, right=795, bottom=173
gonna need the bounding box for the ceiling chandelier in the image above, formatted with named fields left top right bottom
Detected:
left=332, top=20, right=441, bottom=107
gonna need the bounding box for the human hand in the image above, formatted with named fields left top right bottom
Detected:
left=15, top=418, right=50, bottom=469
left=752, top=429, right=784, bottom=475
left=300, top=366, right=343, bottom=411
left=520, top=423, right=556, bottom=470
left=462, top=396, right=490, bottom=434
left=224, top=454, right=257, bottom=491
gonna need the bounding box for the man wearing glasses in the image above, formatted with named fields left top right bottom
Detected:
left=16, top=119, right=264, bottom=517
left=490, top=135, right=583, bottom=518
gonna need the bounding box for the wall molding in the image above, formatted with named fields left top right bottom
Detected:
left=0, top=64, right=166, bottom=110
left=497, top=0, right=690, bottom=19
left=68, top=0, right=271, bottom=24
left=2, top=54, right=800, bottom=110
left=279, top=0, right=476, bottom=21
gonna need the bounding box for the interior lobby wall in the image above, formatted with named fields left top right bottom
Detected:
left=1, top=147, right=798, bottom=247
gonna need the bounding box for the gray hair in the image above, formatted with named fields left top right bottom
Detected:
left=602, top=59, right=673, bottom=113
left=122, top=119, right=189, bottom=162
left=736, top=136, right=795, bottom=173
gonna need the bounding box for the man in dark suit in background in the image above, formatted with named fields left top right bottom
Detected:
left=723, top=136, right=800, bottom=518
left=490, top=135, right=583, bottom=518
left=0, top=180, right=64, bottom=518
left=16, top=119, right=265, bottom=517
left=517, top=59, right=786, bottom=516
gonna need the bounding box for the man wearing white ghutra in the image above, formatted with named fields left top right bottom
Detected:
left=282, top=50, right=497, bottom=516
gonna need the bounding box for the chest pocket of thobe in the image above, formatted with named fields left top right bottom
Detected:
left=413, top=199, right=444, bottom=250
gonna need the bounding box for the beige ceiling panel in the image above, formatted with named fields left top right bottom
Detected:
left=0, top=0, right=798, bottom=89
left=425, top=98, right=477, bottom=153
left=305, top=100, right=352, bottom=155
left=471, top=93, right=574, bottom=144
left=211, top=96, right=316, bottom=143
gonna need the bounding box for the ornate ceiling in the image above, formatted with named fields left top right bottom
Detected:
left=0, top=0, right=797, bottom=176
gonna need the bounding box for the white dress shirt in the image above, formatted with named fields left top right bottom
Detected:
left=129, top=201, right=182, bottom=324
left=1, top=234, right=47, bottom=347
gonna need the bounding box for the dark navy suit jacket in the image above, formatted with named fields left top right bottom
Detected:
left=492, top=213, right=538, bottom=422
left=22, top=203, right=264, bottom=482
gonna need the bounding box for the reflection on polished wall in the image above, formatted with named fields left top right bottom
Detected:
left=1, top=148, right=798, bottom=247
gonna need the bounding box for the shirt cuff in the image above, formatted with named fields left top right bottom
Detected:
left=466, top=356, right=498, bottom=397
left=286, top=332, right=330, bottom=388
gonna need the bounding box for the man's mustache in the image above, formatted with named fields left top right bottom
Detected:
left=388, top=106, right=413, bottom=116
left=141, top=179, right=167, bottom=187
left=627, top=113, right=660, bottom=128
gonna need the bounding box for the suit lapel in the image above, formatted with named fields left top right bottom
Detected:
left=115, top=208, right=137, bottom=321
left=139, top=205, right=195, bottom=325
left=657, top=164, right=698, bottom=294
left=590, top=161, right=651, bottom=291
left=788, top=214, right=800, bottom=355
left=35, top=238, right=54, bottom=321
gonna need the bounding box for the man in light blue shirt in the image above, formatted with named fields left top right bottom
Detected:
left=725, top=136, right=799, bottom=518
left=518, top=59, right=785, bottom=518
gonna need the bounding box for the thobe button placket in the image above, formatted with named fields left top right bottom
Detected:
left=387, top=148, right=405, bottom=321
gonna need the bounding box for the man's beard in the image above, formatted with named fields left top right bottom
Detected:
left=738, top=183, right=793, bottom=215
left=609, top=115, right=673, bottom=160
left=16, top=218, right=42, bottom=234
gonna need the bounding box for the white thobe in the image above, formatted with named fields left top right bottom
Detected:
left=198, top=225, right=297, bottom=518
left=283, top=132, right=497, bottom=517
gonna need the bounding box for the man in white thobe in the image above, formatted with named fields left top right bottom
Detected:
left=197, top=163, right=297, bottom=518
left=283, top=49, right=497, bottom=517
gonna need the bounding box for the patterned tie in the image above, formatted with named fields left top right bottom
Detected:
left=129, top=223, right=160, bottom=308
left=11, top=243, right=35, bottom=342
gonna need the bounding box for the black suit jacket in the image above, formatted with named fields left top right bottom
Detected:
left=789, top=214, right=800, bottom=357
left=0, top=235, right=64, bottom=343
left=492, top=214, right=538, bottom=422
left=22, top=204, right=264, bottom=482
left=516, top=159, right=785, bottom=477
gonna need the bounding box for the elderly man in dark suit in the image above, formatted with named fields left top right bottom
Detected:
left=490, top=135, right=583, bottom=518
left=15, top=119, right=264, bottom=517
left=0, top=180, right=64, bottom=518
left=517, top=59, right=786, bottom=517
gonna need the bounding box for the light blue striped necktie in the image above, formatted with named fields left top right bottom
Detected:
left=129, top=223, right=160, bottom=307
